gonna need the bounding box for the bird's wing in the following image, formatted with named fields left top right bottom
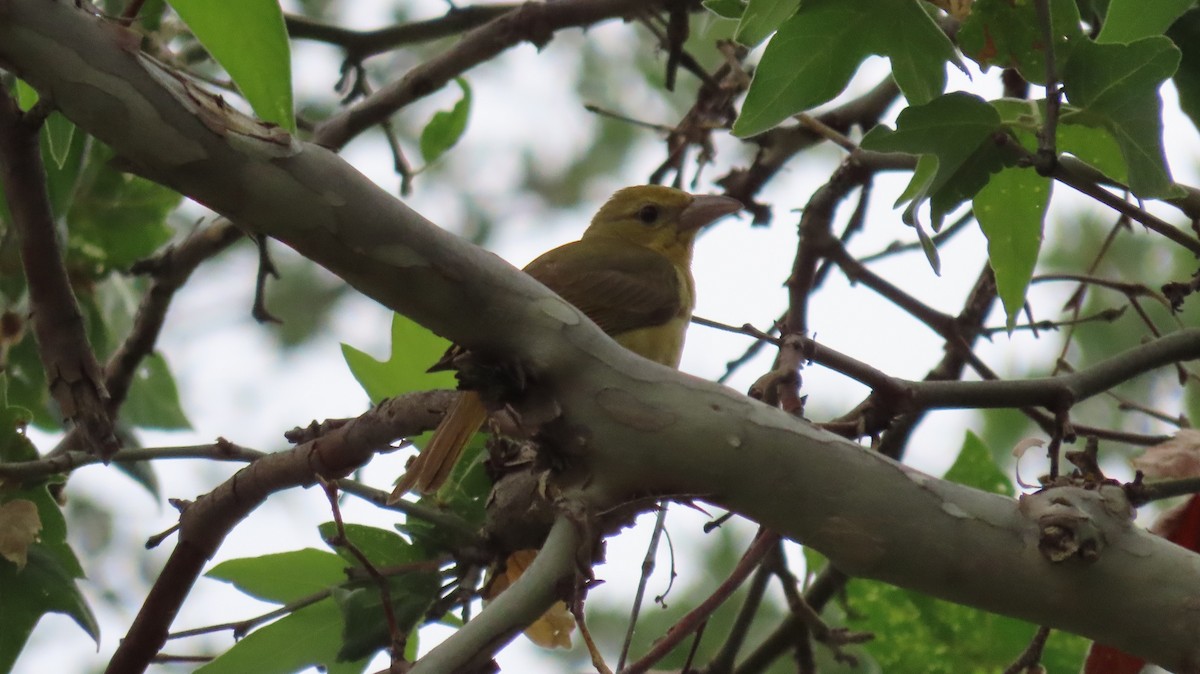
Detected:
left=522, top=239, right=686, bottom=336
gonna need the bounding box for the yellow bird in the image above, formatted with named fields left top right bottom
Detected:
left=392, top=185, right=742, bottom=497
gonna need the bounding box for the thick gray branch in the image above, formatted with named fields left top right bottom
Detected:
left=2, top=1, right=1199, bottom=670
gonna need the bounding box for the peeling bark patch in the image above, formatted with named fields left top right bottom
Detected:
left=138, top=53, right=299, bottom=158
left=371, top=243, right=425, bottom=267
left=535, top=296, right=580, bottom=327
left=595, top=387, right=674, bottom=432
left=21, top=31, right=207, bottom=165
left=941, top=501, right=971, bottom=519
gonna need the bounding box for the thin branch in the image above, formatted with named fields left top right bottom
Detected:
left=52, top=220, right=244, bottom=457
left=320, top=481, right=404, bottom=661
left=0, top=439, right=265, bottom=482
left=286, top=5, right=517, bottom=61
left=705, top=550, right=774, bottom=673
left=1002, top=625, right=1053, bottom=674
left=1032, top=0, right=1059, bottom=172
left=0, top=88, right=117, bottom=457
left=1127, top=475, right=1200, bottom=506
left=313, top=0, right=658, bottom=150
left=104, top=390, right=452, bottom=674
left=719, top=77, right=901, bottom=225
left=857, top=209, right=975, bottom=265
left=620, top=530, right=778, bottom=674
left=618, top=505, right=669, bottom=671
left=167, top=586, right=331, bottom=640
left=1005, top=139, right=1200, bottom=256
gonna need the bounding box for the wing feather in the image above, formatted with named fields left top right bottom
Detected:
left=522, top=239, right=685, bottom=336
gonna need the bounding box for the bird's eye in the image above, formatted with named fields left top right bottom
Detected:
left=637, top=204, right=659, bottom=224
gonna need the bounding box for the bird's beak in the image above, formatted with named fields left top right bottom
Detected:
left=680, top=194, right=743, bottom=231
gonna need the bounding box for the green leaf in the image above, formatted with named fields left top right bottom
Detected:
left=111, top=439, right=162, bottom=501
left=1061, top=36, right=1182, bottom=199
left=166, top=0, right=295, bottom=132
left=974, top=167, right=1050, bottom=330
left=5, top=336, right=54, bottom=430
left=334, top=573, right=439, bottom=662
left=844, top=580, right=1087, bottom=673
left=14, top=79, right=76, bottom=169
left=862, top=92, right=1016, bottom=228
left=991, top=98, right=1128, bottom=183
left=959, top=0, right=1083, bottom=84
left=1057, top=121, right=1128, bottom=184
left=733, top=0, right=800, bottom=47
left=121, top=352, right=191, bottom=430
left=0, top=400, right=36, bottom=463
left=1098, top=0, right=1194, bottom=43
left=419, top=78, right=472, bottom=165
left=195, top=597, right=369, bottom=674
left=341, top=313, right=456, bottom=405
left=944, top=431, right=1016, bottom=496
left=733, top=0, right=960, bottom=137
left=318, top=523, right=427, bottom=568
left=207, top=548, right=348, bottom=604
left=1168, top=9, right=1200, bottom=134
left=66, top=145, right=180, bottom=275
left=0, top=485, right=98, bottom=672
left=703, top=0, right=747, bottom=20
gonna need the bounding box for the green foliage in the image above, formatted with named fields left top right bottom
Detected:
left=419, top=78, right=472, bottom=165
left=207, top=548, right=349, bottom=603
left=1169, top=9, right=1200, bottom=133
left=861, top=92, right=1018, bottom=230
left=958, top=0, right=1083, bottom=84
left=14, top=80, right=75, bottom=169
left=195, top=598, right=370, bottom=674
left=65, top=144, right=181, bottom=276
left=1097, top=0, right=1194, bottom=44
left=166, top=0, right=296, bottom=132
left=1061, top=36, right=1182, bottom=199
left=0, top=398, right=98, bottom=672
left=733, top=0, right=959, bottom=137
left=342, top=313, right=456, bottom=406
left=945, top=431, right=1016, bottom=496
left=203, top=526, right=439, bottom=672
left=703, top=0, right=747, bottom=20
left=733, top=0, right=800, bottom=47
left=974, top=166, right=1049, bottom=330
left=313, top=523, right=440, bottom=663
left=121, top=352, right=191, bottom=430
left=843, top=581, right=1088, bottom=673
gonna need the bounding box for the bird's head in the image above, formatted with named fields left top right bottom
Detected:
left=583, top=185, right=742, bottom=261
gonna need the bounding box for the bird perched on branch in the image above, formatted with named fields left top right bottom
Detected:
left=391, top=185, right=741, bottom=499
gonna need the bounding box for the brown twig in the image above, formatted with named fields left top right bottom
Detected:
left=1032, top=0, right=1059, bottom=173
left=617, top=504, right=669, bottom=671
left=0, top=88, right=118, bottom=458
left=1002, top=625, right=1052, bottom=674
left=314, top=0, right=660, bottom=150
left=52, top=220, right=243, bottom=457
left=320, top=481, right=405, bottom=662
left=619, top=530, right=778, bottom=674
left=285, top=5, right=518, bottom=62
left=104, top=390, right=452, bottom=674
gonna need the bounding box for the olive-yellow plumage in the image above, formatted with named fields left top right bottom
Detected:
left=392, top=185, right=741, bottom=498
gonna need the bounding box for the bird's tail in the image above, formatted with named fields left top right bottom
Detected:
left=390, top=391, right=487, bottom=500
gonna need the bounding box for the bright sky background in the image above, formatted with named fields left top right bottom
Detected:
left=16, top=1, right=1200, bottom=672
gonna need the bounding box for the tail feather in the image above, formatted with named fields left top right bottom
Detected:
left=390, top=391, right=487, bottom=501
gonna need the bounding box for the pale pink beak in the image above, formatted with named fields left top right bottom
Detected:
left=680, top=194, right=743, bottom=231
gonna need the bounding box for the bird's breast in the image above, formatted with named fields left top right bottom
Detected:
left=613, top=316, right=690, bottom=368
